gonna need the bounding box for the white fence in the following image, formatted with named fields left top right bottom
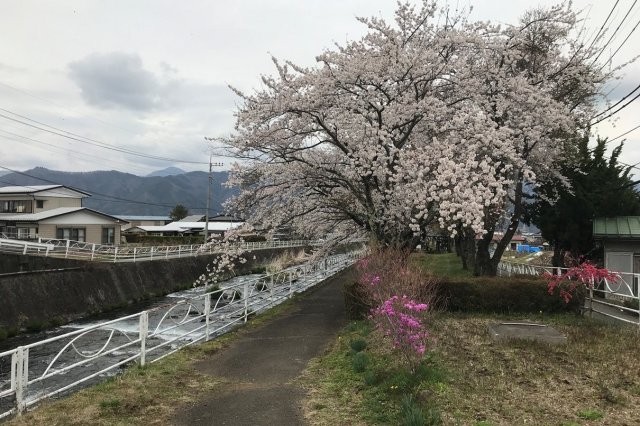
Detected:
left=0, top=238, right=314, bottom=263
left=0, top=251, right=361, bottom=419
left=498, top=261, right=640, bottom=327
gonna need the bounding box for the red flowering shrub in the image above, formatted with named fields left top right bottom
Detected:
left=545, top=262, right=619, bottom=304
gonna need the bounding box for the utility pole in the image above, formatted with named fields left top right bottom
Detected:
left=204, top=154, right=224, bottom=244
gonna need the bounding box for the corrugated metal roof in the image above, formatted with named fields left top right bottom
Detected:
left=593, top=216, right=640, bottom=238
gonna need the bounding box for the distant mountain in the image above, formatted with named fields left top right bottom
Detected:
left=0, top=171, right=10, bottom=177
left=0, top=167, right=236, bottom=216
left=146, top=166, right=186, bottom=177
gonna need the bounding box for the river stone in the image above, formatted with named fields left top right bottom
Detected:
left=488, top=322, right=567, bottom=345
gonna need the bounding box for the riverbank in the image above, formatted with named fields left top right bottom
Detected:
left=0, top=247, right=307, bottom=337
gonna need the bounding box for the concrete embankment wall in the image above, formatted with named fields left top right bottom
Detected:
left=0, top=247, right=307, bottom=330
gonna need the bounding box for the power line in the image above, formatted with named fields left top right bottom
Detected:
left=0, top=109, right=208, bottom=165
left=0, top=80, right=136, bottom=135
left=608, top=123, right=640, bottom=142
left=0, top=165, right=222, bottom=212
left=0, top=129, right=158, bottom=175
left=591, top=0, right=638, bottom=65
left=591, top=82, right=640, bottom=121
left=589, top=90, right=640, bottom=126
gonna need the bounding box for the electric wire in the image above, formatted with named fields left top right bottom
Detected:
left=0, top=110, right=209, bottom=165
left=0, top=165, right=223, bottom=212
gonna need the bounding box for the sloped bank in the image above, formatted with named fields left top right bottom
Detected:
left=0, top=247, right=306, bottom=333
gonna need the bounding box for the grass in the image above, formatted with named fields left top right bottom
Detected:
left=414, top=253, right=472, bottom=279
left=5, top=296, right=301, bottom=426
left=301, top=321, right=446, bottom=425
left=302, top=252, right=640, bottom=425
left=302, top=313, right=640, bottom=425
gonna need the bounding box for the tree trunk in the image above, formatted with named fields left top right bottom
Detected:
left=473, top=175, right=525, bottom=276
left=551, top=243, right=564, bottom=268
left=474, top=234, right=497, bottom=276
left=459, top=230, right=476, bottom=272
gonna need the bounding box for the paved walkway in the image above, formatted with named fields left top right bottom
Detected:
left=172, top=267, right=355, bottom=426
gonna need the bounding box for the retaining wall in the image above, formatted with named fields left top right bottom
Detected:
left=0, top=247, right=308, bottom=330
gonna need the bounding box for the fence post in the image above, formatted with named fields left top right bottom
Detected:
left=13, top=346, right=28, bottom=415
left=139, top=312, right=148, bottom=366
left=91, top=244, right=95, bottom=261
left=65, top=240, right=70, bottom=258
left=288, top=271, right=293, bottom=298
left=178, top=246, right=182, bottom=258
left=113, top=247, right=118, bottom=263
left=243, top=281, right=249, bottom=322
left=589, top=278, right=594, bottom=318
left=150, top=247, right=154, bottom=260
left=190, top=245, right=194, bottom=256
left=270, top=274, right=274, bottom=306
left=166, top=247, right=169, bottom=259
left=133, top=247, right=137, bottom=263
left=204, top=293, right=211, bottom=341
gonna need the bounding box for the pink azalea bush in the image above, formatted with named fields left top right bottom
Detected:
left=357, top=249, right=436, bottom=368
left=545, top=262, right=619, bottom=304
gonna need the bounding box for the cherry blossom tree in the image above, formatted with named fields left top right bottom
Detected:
left=218, top=1, right=619, bottom=271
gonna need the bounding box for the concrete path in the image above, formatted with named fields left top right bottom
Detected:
left=172, top=267, right=355, bottom=426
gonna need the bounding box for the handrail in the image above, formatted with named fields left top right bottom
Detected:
left=0, top=250, right=363, bottom=419
left=0, top=238, right=318, bottom=263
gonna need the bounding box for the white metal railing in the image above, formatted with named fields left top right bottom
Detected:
left=0, top=251, right=362, bottom=419
left=0, top=238, right=316, bottom=263
left=498, top=261, right=640, bottom=328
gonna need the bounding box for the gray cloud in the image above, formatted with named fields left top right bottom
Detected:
left=69, top=52, right=161, bottom=111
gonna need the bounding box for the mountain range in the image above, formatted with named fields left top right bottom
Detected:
left=0, top=167, right=236, bottom=216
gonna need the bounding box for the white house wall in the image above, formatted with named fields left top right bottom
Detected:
left=40, top=210, right=118, bottom=225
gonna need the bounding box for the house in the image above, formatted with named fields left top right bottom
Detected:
left=0, top=185, right=124, bottom=245
left=116, top=215, right=172, bottom=231
left=123, top=220, right=243, bottom=237
left=593, top=216, right=640, bottom=297
left=482, top=232, right=526, bottom=252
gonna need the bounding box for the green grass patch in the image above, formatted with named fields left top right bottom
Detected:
left=577, top=409, right=604, bottom=420
left=414, top=253, right=471, bottom=279
left=301, top=320, right=446, bottom=425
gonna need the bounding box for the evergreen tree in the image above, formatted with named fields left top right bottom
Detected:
left=529, top=136, right=640, bottom=267
left=169, top=204, right=189, bottom=221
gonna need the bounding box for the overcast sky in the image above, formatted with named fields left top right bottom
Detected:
left=0, top=0, right=638, bottom=177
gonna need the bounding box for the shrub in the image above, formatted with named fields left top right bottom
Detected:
left=0, top=327, right=7, bottom=341
left=352, top=352, right=369, bottom=373
left=350, top=338, right=367, bottom=352
left=435, top=276, right=584, bottom=314
left=363, top=370, right=380, bottom=386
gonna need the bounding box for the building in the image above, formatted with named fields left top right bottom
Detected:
left=593, top=216, right=640, bottom=297
left=0, top=185, right=124, bottom=245
left=123, top=220, right=243, bottom=237
left=117, top=215, right=172, bottom=232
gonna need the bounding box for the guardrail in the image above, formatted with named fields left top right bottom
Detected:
left=0, top=251, right=362, bottom=419
left=498, top=261, right=640, bottom=327
left=0, top=238, right=314, bottom=263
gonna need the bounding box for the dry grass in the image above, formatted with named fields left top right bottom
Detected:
left=432, top=313, right=640, bottom=425
left=265, top=249, right=307, bottom=274
left=6, top=341, right=227, bottom=426
left=301, top=313, right=640, bottom=426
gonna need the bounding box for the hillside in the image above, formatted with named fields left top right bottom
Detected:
left=0, top=167, right=236, bottom=216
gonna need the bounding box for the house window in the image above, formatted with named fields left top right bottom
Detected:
left=36, top=200, right=44, bottom=209
left=56, top=227, right=86, bottom=242
left=17, top=227, right=36, bottom=239
left=1, top=200, right=32, bottom=213
left=102, top=227, right=115, bottom=244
